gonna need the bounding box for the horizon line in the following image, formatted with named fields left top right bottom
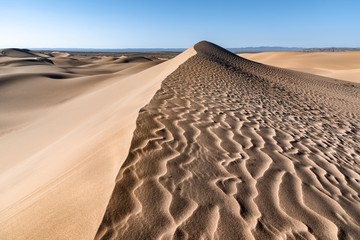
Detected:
left=1, top=46, right=359, bottom=53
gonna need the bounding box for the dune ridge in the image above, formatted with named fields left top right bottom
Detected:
left=96, top=41, right=360, bottom=239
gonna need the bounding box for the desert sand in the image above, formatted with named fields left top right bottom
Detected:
left=0, top=47, right=195, bottom=239
left=239, top=51, right=360, bottom=83
left=96, top=42, right=360, bottom=239
left=1, top=41, right=360, bottom=239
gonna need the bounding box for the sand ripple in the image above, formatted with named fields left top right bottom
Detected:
left=96, top=41, right=360, bottom=239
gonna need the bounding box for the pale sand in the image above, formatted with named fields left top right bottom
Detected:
left=239, top=51, right=360, bottom=83
left=96, top=42, right=360, bottom=239
left=0, top=48, right=195, bottom=239
left=1, top=42, right=360, bottom=240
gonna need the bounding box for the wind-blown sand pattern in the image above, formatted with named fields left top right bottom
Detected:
left=96, top=41, right=360, bottom=239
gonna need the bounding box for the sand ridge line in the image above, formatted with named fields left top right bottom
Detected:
left=96, top=41, right=360, bottom=239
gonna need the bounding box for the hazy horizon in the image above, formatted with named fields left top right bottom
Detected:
left=17, top=46, right=360, bottom=54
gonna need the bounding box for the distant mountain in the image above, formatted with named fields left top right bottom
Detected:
left=229, top=47, right=304, bottom=52
left=304, top=47, right=360, bottom=52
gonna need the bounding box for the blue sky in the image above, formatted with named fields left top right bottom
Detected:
left=0, top=0, right=359, bottom=48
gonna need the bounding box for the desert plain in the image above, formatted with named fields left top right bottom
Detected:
left=0, top=41, right=359, bottom=239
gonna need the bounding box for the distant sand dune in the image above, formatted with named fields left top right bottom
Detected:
left=1, top=48, right=39, bottom=58
left=49, top=51, right=72, bottom=58
left=240, top=51, right=360, bottom=83
left=96, top=41, right=360, bottom=239
left=115, top=56, right=153, bottom=63
left=0, top=48, right=195, bottom=239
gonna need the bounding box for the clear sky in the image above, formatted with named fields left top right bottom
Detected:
left=0, top=0, right=359, bottom=48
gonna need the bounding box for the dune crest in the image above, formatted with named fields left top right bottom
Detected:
left=96, top=41, right=360, bottom=239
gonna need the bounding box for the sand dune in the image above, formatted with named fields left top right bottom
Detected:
left=1, top=48, right=39, bottom=58
left=1, top=42, right=360, bottom=239
left=49, top=51, right=72, bottom=58
left=239, top=51, right=360, bottom=83
left=96, top=41, right=360, bottom=239
left=0, top=48, right=195, bottom=239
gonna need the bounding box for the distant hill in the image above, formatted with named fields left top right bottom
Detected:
left=304, top=47, right=360, bottom=52
left=230, top=47, right=304, bottom=52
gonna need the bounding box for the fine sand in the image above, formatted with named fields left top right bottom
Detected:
left=0, top=47, right=195, bottom=239
left=1, top=42, right=360, bottom=239
left=96, top=42, right=360, bottom=239
left=239, top=51, right=360, bottom=83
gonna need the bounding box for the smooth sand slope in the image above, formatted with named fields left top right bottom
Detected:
left=0, top=48, right=195, bottom=239
left=239, top=51, right=360, bottom=83
left=96, top=41, right=360, bottom=239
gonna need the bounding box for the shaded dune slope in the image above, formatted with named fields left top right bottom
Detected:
left=96, top=41, right=360, bottom=239
left=0, top=48, right=54, bottom=65
left=1, top=48, right=38, bottom=58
